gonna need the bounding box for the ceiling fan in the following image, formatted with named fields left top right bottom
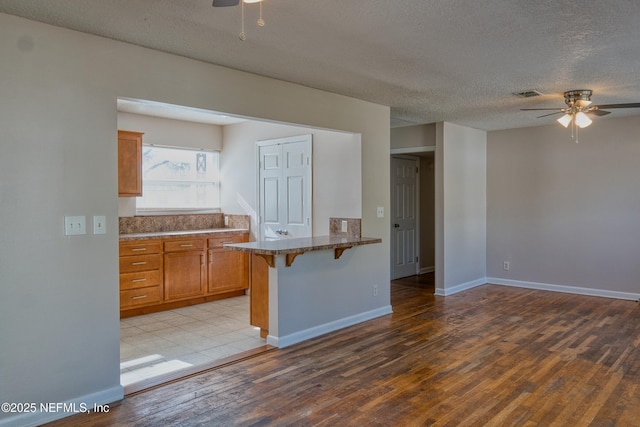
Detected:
left=521, top=89, right=640, bottom=130
left=212, top=0, right=261, bottom=6
left=212, top=0, right=265, bottom=40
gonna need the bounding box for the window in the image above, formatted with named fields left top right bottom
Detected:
left=136, top=146, right=220, bottom=213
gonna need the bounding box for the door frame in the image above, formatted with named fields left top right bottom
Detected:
left=389, top=145, right=439, bottom=276
left=390, top=155, right=421, bottom=279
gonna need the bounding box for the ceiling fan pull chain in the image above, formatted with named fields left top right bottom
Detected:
left=257, top=1, right=265, bottom=27
left=239, top=0, right=247, bottom=40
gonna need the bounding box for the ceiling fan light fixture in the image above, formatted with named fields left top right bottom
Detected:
left=575, top=111, right=592, bottom=128
left=557, top=113, right=573, bottom=128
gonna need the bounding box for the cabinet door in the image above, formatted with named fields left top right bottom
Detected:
left=207, top=248, right=248, bottom=294
left=164, top=251, right=206, bottom=301
left=118, top=130, right=143, bottom=197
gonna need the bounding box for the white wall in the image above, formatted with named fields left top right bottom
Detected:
left=436, top=122, right=487, bottom=295
left=390, top=124, right=437, bottom=148
left=487, top=117, right=640, bottom=295
left=269, top=247, right=392, bottom=348
left=118, top=112, right=223, bottom=150
left=419, top=154, right=435, bottom=271
left=117, top=112, right=223, bottom=217
left=0, top=13, right=389, bottom=427
left=221, top=121, right=361, bottom=239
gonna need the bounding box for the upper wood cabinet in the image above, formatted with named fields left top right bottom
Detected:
left=118, top=130, right=143, bottom=197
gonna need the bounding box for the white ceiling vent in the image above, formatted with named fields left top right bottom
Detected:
left=513, top=90, right=544, bottom=98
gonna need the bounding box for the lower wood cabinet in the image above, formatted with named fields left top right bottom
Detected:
left=207, top=234, right=249, bottom=295
left=119, top=232, right=250, bottom=316
left=120, top=286, right=162, bottom=309
left=163, top=250, right=207, bottom=301
left=119, top=240, right=163, bottom=310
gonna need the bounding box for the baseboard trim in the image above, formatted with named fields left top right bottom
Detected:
left=435, top=277, right=487, bottom=296
left=419, top=266, right=435, bottom=274
left=0, top=385, right=123, bottom=427
left=487, top=277, right=640, bottom=301
left=267, top=305, right=394, bottom=348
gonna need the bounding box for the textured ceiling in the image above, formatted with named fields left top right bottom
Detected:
left=2, top=0, right=640, bottom=130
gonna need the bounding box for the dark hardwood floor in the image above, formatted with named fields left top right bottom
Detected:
left=48, top=274, right=640, bottom=426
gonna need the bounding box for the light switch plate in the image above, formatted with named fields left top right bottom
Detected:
left=64, top=216, right=86, bottom=236
left=93, top=215, right=106, bottom=234
left=341, top=220, right=348, bottom=232
left=376, top=207, right=384, bottom=218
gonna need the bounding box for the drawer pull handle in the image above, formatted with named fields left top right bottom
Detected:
left=180, top=244, right=194, bottom=247
left=132, top=295, right=147, bottom=300
left=131, top=278, right=147, bottom=283
left=131, top=248, right=147, bottom=252
left=131, top=262, right=147, bottom=266
left=222, top=241, right=234, bottom=244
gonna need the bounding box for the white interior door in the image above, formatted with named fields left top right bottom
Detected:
left=258, top=135, right=312, bottom=240
left=391, top=156, right=419, bottom=279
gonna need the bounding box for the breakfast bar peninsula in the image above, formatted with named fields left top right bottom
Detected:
left=225, top=234, right=388, bottom=348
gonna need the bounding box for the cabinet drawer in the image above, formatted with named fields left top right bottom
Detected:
left=119, top=270, right=161, bottom=291
left=119, top=241, right=162, bottom=256
left=208, top=233, right=248, bottom=248
left=119, top=254, right=162, bottom=273
left=120, top=286, right=161, bottom=309
left=164, top=239, right=205, bottom=252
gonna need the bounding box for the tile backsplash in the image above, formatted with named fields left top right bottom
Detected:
left=329, top=217, right=361, bottom=239
left=119, top=214, right=249, bottom=234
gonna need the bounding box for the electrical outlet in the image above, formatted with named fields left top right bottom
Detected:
left=503, top=261, right=510, bottom=271
left=341, top=220, right=348, bottom=233
left=376, top=207, right=384, bottom=218
left=373, top=284, right=378, bottom=297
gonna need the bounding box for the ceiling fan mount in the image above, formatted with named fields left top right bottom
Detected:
left=562, top=89, right=592, bottom=107
left=212, top=0, right=240, bottom=6
left=212, top=0, right=263, bottom=7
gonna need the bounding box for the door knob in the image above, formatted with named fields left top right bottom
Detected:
left=394, top=224, right=400, bottom=228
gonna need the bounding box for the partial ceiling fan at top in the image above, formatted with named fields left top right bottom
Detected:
left=521, top=90, right=640, bottom=142
left=212, top=0, right=265, bottom=41
left=212, top=0, right=262, bottom=6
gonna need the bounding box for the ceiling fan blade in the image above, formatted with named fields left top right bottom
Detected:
left=537, top=111, right=564, bottom=118
left=594, top=103, right=640, bottom=109
left=520, top=108, right=564, bottom=111
left=212, top=0, right=240, bottom=6
left=588, top=110, right=611, bottom=117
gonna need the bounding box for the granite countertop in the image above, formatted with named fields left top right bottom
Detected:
left=119, top=228, right=249, bottom=241
left=224, top=235, right=382, bottom=255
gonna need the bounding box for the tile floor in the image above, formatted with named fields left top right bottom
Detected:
left=120, top=295, right=265, bottom=387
